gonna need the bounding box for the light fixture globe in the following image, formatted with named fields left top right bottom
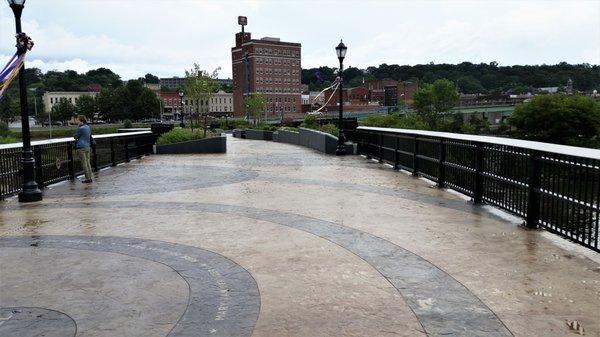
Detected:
left=7, top=0, right=26, bottom=6
left=336, top=40, right=347, bottom=60
left=178, top=91, right=184, bottom=98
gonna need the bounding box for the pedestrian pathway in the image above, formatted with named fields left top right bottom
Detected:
left=0, top=136, right=598, bottom=336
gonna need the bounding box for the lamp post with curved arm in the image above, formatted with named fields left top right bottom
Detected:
left=9, top=0, right=42, bottom=202
left=335, top=40, right=347, bottom=156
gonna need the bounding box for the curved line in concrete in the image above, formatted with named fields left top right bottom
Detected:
left=16, top=201, right=514, bottom=337
left=0, top=236, right=261, bottom=337
left=0, top=307, right=77, bottom=337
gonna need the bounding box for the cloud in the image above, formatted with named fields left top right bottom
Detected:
left=0, top=0, right=598, bottom=80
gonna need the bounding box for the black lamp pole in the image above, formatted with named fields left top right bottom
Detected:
left=10, top=0, right=42, bottom=202
left=179, top=91, right=184, bottom=127
left=335, top=40, right=347, bottom=156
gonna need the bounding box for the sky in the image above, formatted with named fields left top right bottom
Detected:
left=0, top=0, right=599, bottom=80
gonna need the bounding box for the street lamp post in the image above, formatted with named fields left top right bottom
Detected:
left=179, top=91, right=184, bottom=127
left=335, top=40, right=347, bottom=156
left=9, top=0, right=42, bottom=202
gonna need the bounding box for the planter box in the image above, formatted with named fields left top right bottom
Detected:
left=154, top=136, right=226, bottom=154
left=245, top=129, right=274, bottom=141
left=233, top=129, right=274, bottom=140
left=118, top=128, right=151, bottom=133
left=273, top=130, right=300, bottom=145
left=274, top=127, right=355, bottom=155
left=233, top=129, right=246, bottom=139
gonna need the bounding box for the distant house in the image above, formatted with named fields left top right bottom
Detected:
left=42, top=91, right=99, bottom=113
left=538, top=87, right=559, bottom=94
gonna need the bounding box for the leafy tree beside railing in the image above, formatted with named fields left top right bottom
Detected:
left=509, top=95, right=600, bottom=147
left=50, top=99, right=76, bottom=124
left=184, top=64, right=220, bottom=131
left=75, top=95, right=97, bottom=123
left=413, top=78, right=459, bottom=129
left=245, top=93, right=267, bottom=125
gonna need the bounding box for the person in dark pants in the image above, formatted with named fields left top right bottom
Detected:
left=74, top=115, right=93, bottom=183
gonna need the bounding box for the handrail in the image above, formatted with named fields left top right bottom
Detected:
left=358, top=126, right=600, bottom=160
left=0, top=131, right=152, bottom=150
left=350, top=127, right=600, bottom=252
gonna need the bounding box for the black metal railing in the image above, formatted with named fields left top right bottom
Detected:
left=0, top=131, right=157, bottom=199
left=347, top=126, right=600, bottom=252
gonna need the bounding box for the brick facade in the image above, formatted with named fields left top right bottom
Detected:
left=232, top=31, right=302, bottom=119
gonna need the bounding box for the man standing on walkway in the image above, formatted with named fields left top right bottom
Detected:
left=74, top=115, right=93, bottom=183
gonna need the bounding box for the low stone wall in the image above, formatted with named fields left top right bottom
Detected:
left=233, top=129, right=245, bottom=138
left=274, top=128, right=355, bottom=155
left=245, top=130, right=274, bottom=141
left=154, top=136, right=226, bottom=154
left=233, top=129, right=274, bottom=141
left=273, top=130, right=300, bottom=145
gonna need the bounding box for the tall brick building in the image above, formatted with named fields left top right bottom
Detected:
left=231, top=27, right=302, bottom=119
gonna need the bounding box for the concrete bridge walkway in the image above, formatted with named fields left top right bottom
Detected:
left=0, top=136, right=598, bottom=337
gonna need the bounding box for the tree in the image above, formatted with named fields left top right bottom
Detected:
left=96, top=88, right=114, bottom=121
left=413, top=78, right=459, bottom=129
left=51, top=99, right=76, bottom=124
left=143, top=73, right=160, bottom=84
left=85, top=68, right=122, bottom=88
left=75, top=95, right=97, bottom=122
left=0, top=94, right=17, bottom=124
left=245, top=93, right=267, bottom=124
left=184, top=64, right=220, bottom=128
left=136, top=89, right=161, bottom=120
left=509, top=95, right=600, bottom=147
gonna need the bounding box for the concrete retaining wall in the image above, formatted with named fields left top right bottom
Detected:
left=154, top=136, right=226, bottom=154
left=245, top=130, right=274, bottom=141
left=274, top=128, right=355, bottom=155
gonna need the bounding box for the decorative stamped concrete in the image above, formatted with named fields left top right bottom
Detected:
left=0, top=236, right=260, bottom=337
left=1, top=136, right=598, bottom=337
left=47, top=164, right=257, bottom=197
left=10, top=201, right=512, bottom=337
left=0, top=307, right=77, bottom=337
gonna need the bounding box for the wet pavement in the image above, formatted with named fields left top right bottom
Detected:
left=0, top=135, right=599, bottom=337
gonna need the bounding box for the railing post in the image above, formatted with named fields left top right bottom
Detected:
left=67, top=142, right=75, bottom=180
left=110, top=138, right=116, bottom=166
left=473, top=143, right=484, bottom=203
left=412, top=135, right=419, bottom=176
left=438, top=138, right=446, bottom=188
left=394, top=136, right=399, bottom=170
left=124, top=138, right=130, bottom=162
left=33, top=145, right=43, bottom=189
left=91, top=142, right=98, bottom=172
left=378, top=134, right=383, bottom=163
left=526, top=150, right=541, bottom=228
left=366, top=133, right=371, bottom=159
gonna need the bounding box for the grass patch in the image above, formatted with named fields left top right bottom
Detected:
left=0, top=136, right=19, bottom=144
left=156, top=128, right=211, bottom=145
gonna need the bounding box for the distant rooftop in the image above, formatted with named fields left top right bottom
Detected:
left=260, top=37, right=280, bottom=42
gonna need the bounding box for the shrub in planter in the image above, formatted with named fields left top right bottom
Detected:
left=319, top=123, right=339, bottom=137
left=301, top=115, right=319, bottom=129
left=123, top=119, right=133, bottom=129
left=156, top=128, right=209, bottom=145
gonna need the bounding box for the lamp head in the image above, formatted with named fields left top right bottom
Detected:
left=178, top=91, right=184, bottom=98
left=335, top=40, right=347, bottom=60
left=7, top=0, right=26, bottom=6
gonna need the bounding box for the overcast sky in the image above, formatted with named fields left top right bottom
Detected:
left=1, top=0, right=598, bottom=80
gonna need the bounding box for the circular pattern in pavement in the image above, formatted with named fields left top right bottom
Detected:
left=44, top=165, right=258, bottom=197
left=12, top=201, right=513, bottom=337
left=0, top=236, right=260, bottom=337
left=0, top=307, right=76, bottom=337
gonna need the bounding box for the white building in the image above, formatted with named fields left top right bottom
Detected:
left=42, top=91, right=98, bottom=113
left=208, top=90, right=233, bottom=116
left=177, top=90, right=234, bottom=119
left=301, top=94, right=310, bottom=105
